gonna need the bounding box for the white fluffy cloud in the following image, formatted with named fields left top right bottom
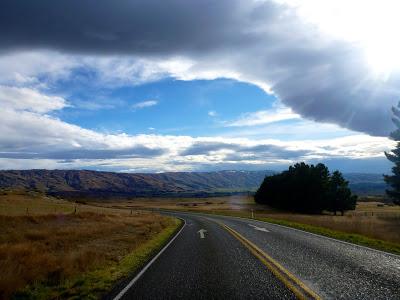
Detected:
left=0, top=81, right=393, bottom=172
left=0, top=85, right=68, bottom=113
left=0, top=87, right=393, bottom=171
left=0, top=51, right=78, bottom=87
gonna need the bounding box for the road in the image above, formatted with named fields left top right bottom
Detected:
left=111, top=211, right=400, bottom=300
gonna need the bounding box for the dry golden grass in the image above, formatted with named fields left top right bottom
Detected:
left=96, top=195, right=254, bottom=212
left=0, top=190, right=133, bottom=217
left=0, top=190, right=75, bottom=216
left=0, top=195, right=174, bottom=299
left=244, top=202, right=400, bottom=243
left=98, top=196, right=400, bottom=244
left=251, top=210, right=400, bottom=244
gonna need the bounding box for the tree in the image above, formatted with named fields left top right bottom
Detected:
left=255, top=162, right=356, bottom=214
left=327, top=171, right=357, bottom=215
left=384, top=102, right=400, bottom=205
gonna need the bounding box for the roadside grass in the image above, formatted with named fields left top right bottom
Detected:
left=0, top=195, right=182, bottom=300
left=254, top=209, right=400, bottom=244
left=13, top=217, right=182, bottom=300
left=256, top=216, right=400, bottom=255
left=97, top=197, right=400, bottom=242
left=181, top=209, right=400, bottom=255
left=97, top=196, right=400, bottom=255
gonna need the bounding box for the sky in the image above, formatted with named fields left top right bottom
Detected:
left=0, top=0, right=399, bottom=173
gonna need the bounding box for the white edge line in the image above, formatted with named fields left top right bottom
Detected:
left=113, top=218, right=186, bottom=300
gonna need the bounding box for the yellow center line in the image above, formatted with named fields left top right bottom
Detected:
left=219, top=222, right=322, bottom=300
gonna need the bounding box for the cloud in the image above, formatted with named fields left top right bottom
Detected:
left=180, top=141, right=309, bottom=161
left=0, top=82, right=392, bottom=171
left=132, top=100, right=158, bottom=110
left=222, top=118, right=357, bottom=141
left=0, top=88, right=166, bottom=160
left=208, top=110, right=217, bottom=117
left=0, top=146, right=165, bottom=160
left=74, top=98, right=125, bottom=110
left=0, top=85, right=68, bottom=113
left=225, top=107, right=300, bottom=127
left=0, top=84, right=392, bottom=172
left=0, top=0, right=252, bottom=54
left=0, top=51, right=79, bottom=87
left=1, top=0, right=398, bottom=135
left=180, top=142, right=239, bottom=156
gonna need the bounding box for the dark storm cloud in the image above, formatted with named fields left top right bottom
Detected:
left=0, top=0, right=258, bottom=55
left=268, top=46, right=400, bottom=136
left=0, top=146, right=166, bottom=160
left=1, top=0, right=399, bottom=135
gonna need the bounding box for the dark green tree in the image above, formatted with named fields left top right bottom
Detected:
left=327, top=171, right=357, bottom=215
left=255, top=162, right=357, bottom=214
left=384, top=102, right=400, bottom=205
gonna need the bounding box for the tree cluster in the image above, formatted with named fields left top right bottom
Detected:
left=384, top=102, right=400, bottom=205
left=254, top=162, right=357, bottom=215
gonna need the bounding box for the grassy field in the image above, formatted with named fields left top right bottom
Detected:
left=0, top=189, right=119, bottom=216
left=0, top=191, right=182, bottom=299
left=96, top=195, right=254, bottom=212
left=0, top=190, right=76, bottom=215
left=96, top=196, right=400, bottom=253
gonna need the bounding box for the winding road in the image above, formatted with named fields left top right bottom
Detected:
left=110, top=211, right=400, bottom=300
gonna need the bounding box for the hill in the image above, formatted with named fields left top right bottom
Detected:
left=0, top=169, right=386, bottom=198
left=0, top=169, right=272, bottom=198
left=344, top=173, right=387, bottom=196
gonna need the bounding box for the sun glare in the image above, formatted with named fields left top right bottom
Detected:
left=288, top=0, right=400, bottom=79
left=365, top=38, right=400, bottom=79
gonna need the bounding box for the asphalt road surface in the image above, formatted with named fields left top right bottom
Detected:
left=112, top=211, right=400, bottom=300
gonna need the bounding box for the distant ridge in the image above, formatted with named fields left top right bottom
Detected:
left=0, top=169, right=273, bottom=198
left=0, top=169, right=386, bottom=198
left=343, top=173, right=387, bottom=196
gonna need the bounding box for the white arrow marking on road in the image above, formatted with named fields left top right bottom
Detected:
left=248, top=224, right=270, bottom=232
left=198, top=229, right=207, bottom=239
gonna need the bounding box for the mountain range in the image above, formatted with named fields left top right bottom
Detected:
left=0, top=169, right=386, bottom=198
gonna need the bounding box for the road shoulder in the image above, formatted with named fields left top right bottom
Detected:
left=93, top=217, right=183, bottom=300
